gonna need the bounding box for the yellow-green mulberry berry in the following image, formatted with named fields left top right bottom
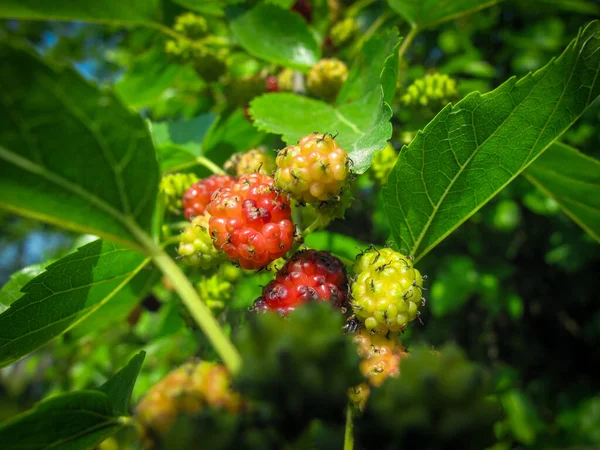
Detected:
left=277, top=68, right=295, bottom=92
left=173, top=12, right=208, bottom=39
left=330, top=17, right=359, bottom=47
left=400, top=73, right=458, bottom=108
left=370, top=143, right=398, bottom=185
left=236, top=148, right=276, bottom=176
left=351, top=248, right=423, bottom=333
left=160, top=173, right=199, bottom=214
left=307, top=58, right=348, bottom=102
left=178, top=214, right=226, bottom=269
left=275, top=132, right=351, bottom=203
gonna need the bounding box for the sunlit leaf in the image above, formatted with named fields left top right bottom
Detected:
left=0, top=42, right=159, bottom=251
left=384, top=21, right=600, bottom=261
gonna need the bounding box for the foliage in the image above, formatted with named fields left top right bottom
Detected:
left=0, top=1, right=599, bottom=449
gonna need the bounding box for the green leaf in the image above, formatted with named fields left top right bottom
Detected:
left=384, top=21, right=600, bottom=261
left=151, top=114, right=217, bottom=156
left=229, top=4, right=320, bottom=71
left=250, top=91, right=392, bottom=173
left=387, top=0, right=502, bottom=30
left=0, top=240, right=151, bottom=368
left=203, top=109, right=267, bottom=167
left=98, top=351, right=146, bottom=415
left=0, top=0, right=161, bottom=25
left=0, top=42, right=159, bottom=252
left=524, top=142, right=600, bottom=242
left=0, top=391, right=120, bottom=450
left=70, top=264, right=159, bottom=338
left=0, top=262, right=48, bottom=310
left=116, top=48, right=203, bottom=110
left=337, top=28, right=401, bottom=105
left=172, top=0, right=227, bottom=16
left=304, top=231, right=368, bottom=262
left=151, top=114, right=218, bottom=173
left=0, top=353, right=146, bottom=449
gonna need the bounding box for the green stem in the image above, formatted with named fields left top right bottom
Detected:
left=167, top=156, right=226, bottom=175
left=344, top=405, right=354, bottom=450
left=334, top=254, right=355, bottom=268
left=133, top=227, right=242, bottom=374
left=302, top=217, right=324, bottom=238
left=398, top=26, right=418, bottom=61
left=160, top=235, right=181, bottom=248
left=196, top=156, right=226, bottom=175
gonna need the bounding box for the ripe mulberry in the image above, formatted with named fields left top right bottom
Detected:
left=253, top=249, right=348, bottom=314
left=207, top=173, right=294, bottom=270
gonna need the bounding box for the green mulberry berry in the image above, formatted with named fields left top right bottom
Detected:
left=159, top=173, right=199, bottom=215
left=400, top=73, right=458, bottom=108
left=306, top=58, right=348, bottom=102
left=236, top=148, right=276, bottom=176
left=224, top=74, right=266, bottom=107
left=191, top=37, right=229, bottom=82
left=173, top=12, right=208, bottom=39
left=178, top=214, right=226, bottom=269
left=351, top=248, right=423, bottom=333
left=370, top=143, right=398, bottom=185
left=277, top=68, right=295, bottom=92
left=330, top=17, right=359, bottom=47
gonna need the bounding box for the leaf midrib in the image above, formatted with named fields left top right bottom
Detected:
left=0, top=145, right=147, bottom=253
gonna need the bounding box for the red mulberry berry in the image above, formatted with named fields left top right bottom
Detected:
left=253, top=249, right=348, bottom=314
left=207, top=173, right=294, bottom=270
left=182, top=174, right=236, bottom=221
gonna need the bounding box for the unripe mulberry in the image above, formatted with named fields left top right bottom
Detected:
left=236, top=148, right=277, bottom=176
left=224, top=74, right=266, bottom=107
left=370, top=143, right=398, bottom=185
left=275, top=132, right=351, bottom=203
left=277, top=68, right=295, bottom=92
left=178, top=214, right=226, bottom=269
left=252, top=249, right=349, bottom=314
left=307, top=58, right=348, bottom=102
left=351, top=248, right=423, bottom=333
left=207, top=173, right=294, bottom=270
left=136, top=361, right=242, bottom=441
left=330, top=17, right=359, bottom=47
left=173, top=12, right=208, bottom=39
left=159, top=173, right=199, bottom=214
left=401, top=73, right=458, bottom=108
left=182, top=174, right=237, bottom=221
